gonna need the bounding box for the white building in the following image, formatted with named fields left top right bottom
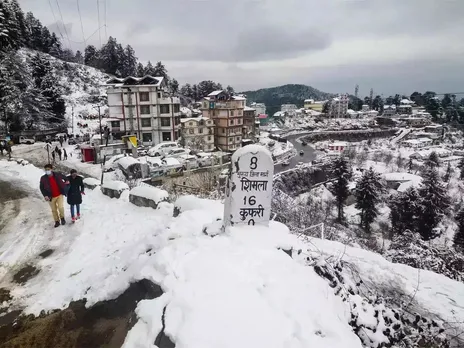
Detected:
left=106, top=75, right=181, bottom=146
left=328, top=94, right=349, bottom=118
left=383, top=105, right=397, bottom=117
left=401, top=137, right=433, bottom=149
left=250, top=102, right=266, bottom=116
left=180, top=116, right=215, bottom=152
left=281, top=104, right=298, bottom=116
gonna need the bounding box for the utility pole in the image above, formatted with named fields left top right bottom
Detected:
left=71, top=105, right=74, bottom=136
left=92, top=104, right=103, bottom=145
left=369, top=88, right=374, bottom=110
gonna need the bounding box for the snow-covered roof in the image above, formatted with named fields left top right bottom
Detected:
left=347, top=109, right=356, bottom=114
left=329, top=141, right=349, bottom=147
left=398, top=104, right=412, bottom=108
left=180, top=116, right=210, bottom=123
left=400, top=99, right=413, bottom=104
left=106, top=75, right=164, bottom=87
left=129, top=185, right=169, bottom=203
left=208, top=90, right=224, bottom=97
left=244, top=106, right=256, bottom=111
left=304, top=99, right=314, bottom=103
left=383, top=172, right=422, bottom=183
left=162, top=157, right=181, bottom=166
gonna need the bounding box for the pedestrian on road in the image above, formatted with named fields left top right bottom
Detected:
left=39, top=164, right=70, bottom=228
left=59, top=136, right=64, bottom=147
left=66, top=169, right=84, bottom=222
left=63, top=148, right=68, bottom=160
left=55, top=146, right=62, bottom=160
left=52, top=150, right=56, bottom=163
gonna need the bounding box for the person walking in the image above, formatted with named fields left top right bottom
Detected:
left=63, top=148, right=68, bottom=160
left=66, top=169, right=84, bottom=222
left=55, top=146, right=62, bottom=160
left=39, top=164, right=70, bottom=227
left=51, top=150, right=56, bottom=163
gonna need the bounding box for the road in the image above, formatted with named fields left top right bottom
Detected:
left=274, top=133, right=317, bottom=173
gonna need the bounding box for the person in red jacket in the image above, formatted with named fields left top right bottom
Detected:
left=39, top=163, right=70, bottom=227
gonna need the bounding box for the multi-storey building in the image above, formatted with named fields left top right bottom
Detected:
left=281, top=104, right=298, bottom=116
left=243, top=106, right=259, bottom=140
left=250, top=102, right=266, bottom=116
left=328, top=94, right=349, bottom=118
left=180, top=116, right=215, bottom=152
left=201, top=90, right=245, bottom=152
left=105, top=75, right=181, bottom=146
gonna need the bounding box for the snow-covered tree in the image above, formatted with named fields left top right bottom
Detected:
left=144, top=61, right=155, bottom=75
left=372, top=95, right=383, bottom=112
left=84, top=45, right=99, bottom=67
left=0, top=0, right=21, bottom=51
left=153, top=61, right=168, bottom=80
left=136, top=62, right=144, bottom=77
left=407, top=158, right=413, bottom=173
left=99, top=36, right=123, bottom=75
left=329, top=156, right=352, bottom=222
left=355, top=167, right=385, bottom=233
left=388, top=187, right=419, bottom=236
left=169, top=78, right=179, bottom=94
left=226, top=85, right=235, bottom=95
left=74, top=50, right=83, bottom=64
left=417, top=168, right=450, bottom=240
left=454, top=208, right=464, bottom=252
left=443, top=161, right=453, bottom=182
left=121, top=45, right=137, bottom=77
left=180, top=83, right=193, bottom=99
left=425, top=151, right=440, bottom=169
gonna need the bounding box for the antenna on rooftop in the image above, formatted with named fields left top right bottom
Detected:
left=354, top=84, right=359, bottom=111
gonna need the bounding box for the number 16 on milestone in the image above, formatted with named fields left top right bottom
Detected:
left=223, top=145, right=274, bottom=228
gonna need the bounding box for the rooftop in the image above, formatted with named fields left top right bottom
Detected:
left=180, top=116, right=210, bottom=123
left=106, top=75, right=164, bottom=87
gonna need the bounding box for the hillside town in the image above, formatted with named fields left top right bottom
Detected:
left=1, top=0, right=464, bottom=347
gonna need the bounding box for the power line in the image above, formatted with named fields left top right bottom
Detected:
left=55, top=0, right=72, bottom=49
left=47, top=0, right=67, bottom=48
left=76, top=0, right=86, bottom=47
left=96, top=0, right=102, bottom=48
left=67, top=24, right=106, bottom=44
left=103, top=0, right=107, bottom=41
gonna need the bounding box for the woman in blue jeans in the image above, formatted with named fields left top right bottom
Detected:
left=66, top=169, right=85, bottom=222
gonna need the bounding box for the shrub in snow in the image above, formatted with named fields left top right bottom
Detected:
left=355, top=167, right=385, bottom=233
left=454, top=208, right=464, bottom=252
left=329, top=156, right=353, bottom=223
left=129, top=185, right=169, bottom=209
left=298, top=252, right=450, bottom=348
left=386, top=230, right=464, bottom=282
left=100, top=180, right=129, bottom=199
left=274, top=164, right=330, bottom=196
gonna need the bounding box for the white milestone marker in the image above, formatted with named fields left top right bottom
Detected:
left=223, top=145, right=274, bottom=228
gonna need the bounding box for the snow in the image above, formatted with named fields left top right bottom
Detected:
left=129, top=185, right=169, bottom=203
left=83, top=177, right=100, bottom=187
left=2, top=159, right=464, bottom=346
left=234, top=143, right=272, bottom=159
left=383, top=172, right=422, bottom=183
left=101, top=180, right=129, bottom=191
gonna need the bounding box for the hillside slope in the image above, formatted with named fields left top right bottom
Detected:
left=19, top=49, right=109, bottom=135
left=242, top=84, right=333, bottom=116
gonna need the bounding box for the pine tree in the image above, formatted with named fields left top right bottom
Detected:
left=74, top=50, right=83, bottom=64
left=48, top=33, right=62, bottom=58
left=136, top=62, right=144, bottom=76
left=443, top=161, right=453, bottom=182
left=30, top=53, right=52, bottom=88
left=454, top=208, right=464, bottom=252
left=355, top=167, right=385, bottom=233
left=153, top=61, right=168, bottom=80
left=0, top=0, right=21, bottom=51
left=169, top=78, right=179, bottom=94
left=25, top=12, right=43, bottom=50
left=9, top=0, right=27, bottom=46
left=417, top=168, right=450, bottom=240
left=41, top=73, right=65, bottom=121
left=99, top=37, right=122, bottom=75
left=40, top=26, right=52, bottom=53
left=322, top=100, right=331, bottom=114
left=192, top=84, right=198, bottom=101
left=226, top=85, right=235, bottom=95
left=407, top=158, right=413, bottom=173
left=84, top=45, right=98, bottom=67
left=458, top=158, right=464, bottom=180
left=144, top=61, right=155, bottom=75
left=121, top=45, right=137, bottom=77
left=389, top=187, right=419, bottom=235
left=180, top=83, right=193, bottom=99
left=425, top=151, right=440, bottom=169
left=329, top=156, right=352, bottom=222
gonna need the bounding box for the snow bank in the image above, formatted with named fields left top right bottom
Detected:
left=129, top=186, right=169, bottom=203
left=83, top=177, right=100, bottom=188
left=173, top=195, right=223, bottom=218
left=117, top=156, right=140, bottom=169
left=101, top=180, right=129, bottom=191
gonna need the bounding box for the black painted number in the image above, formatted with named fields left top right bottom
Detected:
left=250, top=156, right=258, bottom=170
left=243, top=195, right=256, bottom=205
left=248, top=219, right=255, bottom=226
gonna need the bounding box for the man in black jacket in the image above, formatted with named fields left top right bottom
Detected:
left=66, top=169, right=85, bottom=222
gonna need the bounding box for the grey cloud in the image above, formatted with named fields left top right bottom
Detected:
left=47, top=21, right=73, bottom=39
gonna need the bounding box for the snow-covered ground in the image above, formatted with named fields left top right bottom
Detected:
left=1, top=159, right=464, bottom=346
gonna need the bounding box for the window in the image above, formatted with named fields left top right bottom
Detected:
left=162, top=132, right=171, bottom=141
left=173, top=104, right=180, bottom=113
left=199, top=128, right=203, bottom=134
left=238, top=110, right=242, bottom=116
left=189, top=122, right=193, bottom=126
left=142, top=133, right=152, bottom=142
left=110, top=121, right=120, bottom=128
left=175, top=117, right=180, bottom=125
left=236, top=136, right=241, bottom=141
left=161, top=118, right=171, bottom=127
left=230, top=119, right=234, bottom=125
left=189, top=129, right=194, bottom=134
left=229, top=137, right=233, bottom=143
left=141, top=118, right=151, bottom=127
left=199, top=119, right=205, bottom=126
left=208, top=136, right=212, bottom=141
left=160, top=105, right=170, bottom=114
left=139, top=92, right=149, bottom=102
left=140, top=105, right=150, bottom=114
left=231, top=110, right=234, bottom=116
left=222, top=128, right=225, bottom=134
left=157, top=92, right=161, bottom=99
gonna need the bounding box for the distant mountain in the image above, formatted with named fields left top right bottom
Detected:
left=241, top=84, right=334, bottom=116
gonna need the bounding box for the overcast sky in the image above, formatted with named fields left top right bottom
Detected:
left=20, top=0, right=464, bottom=97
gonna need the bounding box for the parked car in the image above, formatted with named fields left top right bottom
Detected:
left=165, top=148, right=191, bottom=159
left=19, top=136, right=35, bottom=144
left=196, top=152, right=214, bottom=167
left=178, top=154, right=199, bottom=170
left=147, top=142, right=178, bottom=157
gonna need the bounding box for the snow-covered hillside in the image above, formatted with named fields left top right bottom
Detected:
left=19, top=49, right=109, bottom=135
left=1, top=159, right=463, bottom=347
